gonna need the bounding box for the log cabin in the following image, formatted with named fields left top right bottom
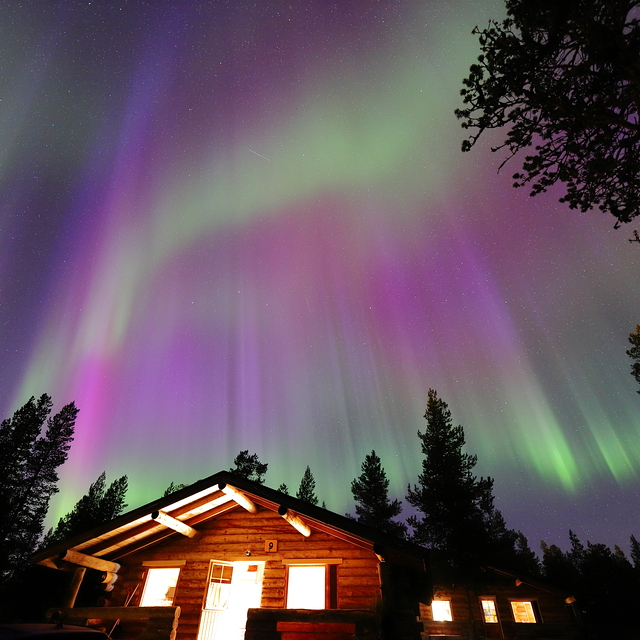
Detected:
left=32, top=471, right=583, bottom=640
left=32, top=471, right=430, bottom=640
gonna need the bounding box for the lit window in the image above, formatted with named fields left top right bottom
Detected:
left=286, top=565, right=326, bottom=609
left=431, top=600, right=453, bottom=621
left=480, top=599, right=498, bottom=623
left=511, top=601, right=537, bottom=623
left=140, top=567, right=180, bottom=606
left=203, top=563, right=234, bottom=610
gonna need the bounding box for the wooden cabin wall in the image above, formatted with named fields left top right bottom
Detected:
left=419, top=581, right=578, bottom=640
left=106, top=507, right=382, bottom=640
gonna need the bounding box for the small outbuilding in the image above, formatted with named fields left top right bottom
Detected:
left=421, top=565, right=584, bottom=639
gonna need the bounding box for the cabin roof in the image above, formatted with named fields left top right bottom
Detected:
left=32, top=470, right=428, bottom=570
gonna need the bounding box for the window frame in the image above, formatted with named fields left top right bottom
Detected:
left=479, top=597, right=499, bottom=624
left=282, top=559, right=341, bottom=610
left=509, top=599, right=540, bottom=624
left=431, top=599, right=453, bottom=622
left=285, top=564, right=329, bottom=610
left=139, top=565, right=182, bottom=607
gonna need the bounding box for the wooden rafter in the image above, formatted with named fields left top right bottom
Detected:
left=278, top=506, right=311, bottom=537
left=219, top=483, right=258, bottom=513
left=151, top=510, right=201, bottom=539
left=106, top=501, right=239, bottom=560
left=59, top=549, right=121, bottom=573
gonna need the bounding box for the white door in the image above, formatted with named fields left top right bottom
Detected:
left=197, top=561, right=264, bottom=640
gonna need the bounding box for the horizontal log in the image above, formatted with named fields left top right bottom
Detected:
left=340, top=560, right=379, bottom=568
left=339, top=586, right=380, bottom=596
left=167, top=589, right=204, bottom=600
left=139, top=630, right=176, bottom=640
left=48, top=607, right=180, bottom=622
left=60, top=550, right=120, bottom=573
left=277, top=622, right=356, bottom=632
left=339, top=576, right=379, bottom=587
left=145, top=618, right=179, bottom=632
left=340, top=599, right=377, bottom=609
left=100, top=571, right=118, bottom=592
left=261, top=578, right=286, bottom=588
left=260, top=598, right=285, bottom=608
left=338, top=557, right=379, bottom=567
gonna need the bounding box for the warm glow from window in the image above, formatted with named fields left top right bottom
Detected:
left=286, top=565, right=326, bottom=609
left=431, top=600, right=452, bottom=621
left=140, top=567, right=180, bottom=606
left=511, top=601, right=537, bottom=623
left=481, top=599, right=498, bottom=623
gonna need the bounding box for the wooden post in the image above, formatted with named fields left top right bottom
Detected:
left=151, top=510, right=201, bottom=539
left=277, top=506, right=311, bottom=537
left=62, top=566, right=86, bottom=608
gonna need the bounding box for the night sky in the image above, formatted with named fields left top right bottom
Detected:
left=2, top=0, right=639, bottom=555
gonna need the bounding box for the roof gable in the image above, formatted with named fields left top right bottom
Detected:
left=33, top=471, right=427, bottom=569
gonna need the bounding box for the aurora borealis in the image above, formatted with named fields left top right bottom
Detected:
left=1, top=0, right=639, bottom=553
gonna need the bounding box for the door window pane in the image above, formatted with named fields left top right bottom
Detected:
left=204, top=563, right=234, bottom=610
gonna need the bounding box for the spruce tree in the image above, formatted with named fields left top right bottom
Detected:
left=350, top=450, right=406, bottom=538
left=0, top=395, right=77, bottom=584
left=541, top=531, right=640, bottom=637
left=580, top=538, right=636, bottom=636
left=229, top=450, right=268, bottom=484
left=276, top=483, right=290, bottom=495
left=513, top=531, right=541, bottom=575
left=296, top=466, right=318, bottom=505
left=44, top=472, right=128, bottom=545
left=627, top=325, right=640, bottom=393
left=540, top=541, right=577, bottom=589
left=630, top=534, right=640, bottom=569
left=406, top=389, right=511, bottom=573
left=163, top=482, right=187, bottom=496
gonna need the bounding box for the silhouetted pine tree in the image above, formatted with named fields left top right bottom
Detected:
left=276, top=483, right=289, bottom=495
left=542, top=531, right=640, bottom=638
left=406, top=389, right=519, bottom=574
left=163, top=482, right=188, bottom=496
left=628, top=325, right=640, bottom=393
left=630, top=534, right=640, bottom=569
left=0, top=395, right=77, bottom=584
left=580, top=539, right=636, bottom=636
left=540, top=540, right=578, bottom=590
left=43, top=472, right=128, bottom=545
left=512, top=531, right=541, bottom=575
left=296, top=466, right=318, bottom=505
left=350, top=450, right=406, bottom=538
left=229, top=450, right=268, bottom=484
